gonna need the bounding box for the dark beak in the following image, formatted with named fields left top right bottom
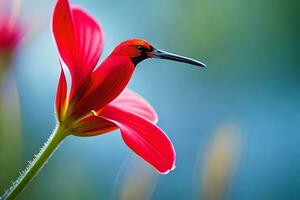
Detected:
left=150, top=48, right=206, bottom=67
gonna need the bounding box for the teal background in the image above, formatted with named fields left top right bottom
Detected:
left=1, top=0, right=300, bottom=199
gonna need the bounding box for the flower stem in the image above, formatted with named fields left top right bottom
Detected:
left=1, top=125, right=68, bottom=200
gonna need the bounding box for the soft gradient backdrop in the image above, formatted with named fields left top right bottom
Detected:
left=1, top=0, right=299, bottom=199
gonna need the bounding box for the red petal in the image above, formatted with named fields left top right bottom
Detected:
left=72, top=7, right=103, bottom=80
left=100, top=105, right=176, bottom=174
left=71, top=88, right=157, bottom=136
left=55, top=64, right=67, bottom=122
left=52, top=0, right=103, bottom=98
left=71, top=56, right=135, bottom=118
left=52, top=0, right=75, bottom=76
left=72, top=115, right=117, bottom=137
left=109, top=88, right=158, bottom=123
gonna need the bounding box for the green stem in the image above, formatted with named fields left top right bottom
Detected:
left=1, top=125, right=68, bottom=200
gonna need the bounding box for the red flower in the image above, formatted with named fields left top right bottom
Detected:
left=53, top=0, right=175, bottom=173
left=53, top=0, right=205, bottom=174
left=0, top=0, right=24, bottom=56
left=0, top=1, right=206, bottom=198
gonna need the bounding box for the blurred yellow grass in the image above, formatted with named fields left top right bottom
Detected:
left=117, top=157, right=158, bottom=200
left=201, top=123, right=242, bottom=200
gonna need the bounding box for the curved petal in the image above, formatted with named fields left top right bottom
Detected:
left=100, top=105, right=176, bottom=174
left=72, top=7, right=103, bottom=80
left=70, top=56, right=135, bottom=118
left=109, top=88, right=158, bottom=123
left=52, top=0, right=75, bottom=76
left=52, top=0, right=103, bottom=99
left=55, top=64, right=67, bottom=122
left=72, top=115, right=117, bottom=137
left=71, top=88, right=157, bottom=136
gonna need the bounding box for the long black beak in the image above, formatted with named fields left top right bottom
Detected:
left=151, top=48, right=206, bottom=67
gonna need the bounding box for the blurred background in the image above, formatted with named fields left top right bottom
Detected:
left=1, top=0, right=300, bottom=199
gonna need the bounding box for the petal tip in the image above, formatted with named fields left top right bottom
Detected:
left=158, top=164, right=176, bottom=174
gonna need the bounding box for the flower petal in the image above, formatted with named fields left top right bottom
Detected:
left=52, top=0, right=75, bottom=76
left=109, top=88, right=158, bottom=123
left=72, top=115, right=117, bottom=137
left=71, top=88, right=157, bottom=136
left=71, top=56, right=135, bottom=118
left=100, top=105, right=176, bottom=174
left=55, top=64, right=67, bottom=122
left=52, top=0, right=103, bottom=98
left=72, top=7, right=103, bottom=79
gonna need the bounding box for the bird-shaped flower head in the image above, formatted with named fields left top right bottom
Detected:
left=53, top=0, right=205, bottom=173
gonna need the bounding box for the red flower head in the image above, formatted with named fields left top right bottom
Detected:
left=53, top=0, right=205, bottom=173
left=0, top=0, right=25, bottom=63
